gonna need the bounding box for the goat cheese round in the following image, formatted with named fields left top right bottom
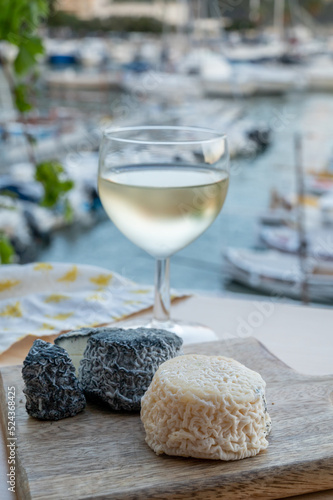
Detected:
left=22, top=339, right=86, bottom=420
left=141, top=354, right=271, bottom=460
left=79, top=327, right=183, bottom=412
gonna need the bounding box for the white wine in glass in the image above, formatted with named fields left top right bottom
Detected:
left=98, top=126, right=229, bottom=341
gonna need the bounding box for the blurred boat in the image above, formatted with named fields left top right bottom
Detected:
left=186, top=46, right=297, bottom=96
left=259, top=208, right=297, bottom=227
left=0, top=108, right=80, bottom=143
left=180, top=49, right=232, bottom=77
left=259, top=226, right=333, bottom=260
left=305, top=56, right=333, bottom=91
left=225, top=247, right=333, bottom=302
left=202, top=61, right=297, bottom=97
left=64, top=151, right=101, bottom=225
left=0, top=121, right=59, bottom=141
left=0, top=114, right=92, bottom=167
left=0, top=175, right=43, bottom=203
left=48, top=54, right=78, bottom=66
left=0, top=192, right=63, bottom=260
left=180, top=49, right=256, bottom=97
left=203, top=78, right=257, bottom=98
left=0, top=196, right=35, bottom=261
left=123, top=60, right=153, bottom=73
left=45, top=69, right=122, bottom=90
left=230, top=121, right=271, bottom=157
left=9, top=155, right=102, bottom=229
left=77, top=37, right=109, bottom=67
left=121, top=49, right=274, bottom=99
left=0, top=152, right=103, bottom=263
left=121, top=71, right=202, bottom=99
left=306, top=173, right=333, bottom=195
left=21, top=200, right=59, bottom=243
left=174, top=101, right=271, bottom=158
left=223, top=39, right=284, bottom=64
left=258, top=189, right=322, bottom=229
left=46, top=40, right=79, bottom=66
left=319, top=192, right=333, bottom=226
left=235, top=63, right=297, bottom=95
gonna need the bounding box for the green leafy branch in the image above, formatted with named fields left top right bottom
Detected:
left=35, top=160, right=74, bottom=209
left=0, top=233, right=15, bottom=264
left=0, top=1, right=75, bottom=263
left=0, top=0, right=47, bottom=109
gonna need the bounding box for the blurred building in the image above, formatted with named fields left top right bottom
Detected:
left=56, top=0, right=189, bottom=25
left=56, top=0, right=96, bottom=20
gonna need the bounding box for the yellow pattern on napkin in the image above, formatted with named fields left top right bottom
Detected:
left=0, top=302, right=22, bottom=318
left=34, top=263, right=53, bottom=271
left=44, top=294, right=69, bottom=303
left=0, top=279, right=20, bottom=293
left=45, top=312, right=74, bottom=320
left=89, top=274, right=113, bottom=288
left=57, top=266, right=78, bottom=283
left=0, top=262, right=184, bottom=355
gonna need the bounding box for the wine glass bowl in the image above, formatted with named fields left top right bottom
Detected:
left=98, top=126, right=229, bottom=341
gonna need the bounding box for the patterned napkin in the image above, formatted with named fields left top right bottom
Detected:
left=0, top=262, right=183, bottom=355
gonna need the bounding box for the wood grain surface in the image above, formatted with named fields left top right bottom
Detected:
left=0, top=337, right=333, bottom=500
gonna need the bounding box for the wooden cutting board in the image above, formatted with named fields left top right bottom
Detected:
left=0, top=337, right=333, bottom=500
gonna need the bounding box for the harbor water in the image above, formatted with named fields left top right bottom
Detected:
left=38, top=89, right=333, bottom=295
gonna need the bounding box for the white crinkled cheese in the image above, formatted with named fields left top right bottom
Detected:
left=141, top=354, right=272, bottom=461
left=54, top=328, right=98, bottom=372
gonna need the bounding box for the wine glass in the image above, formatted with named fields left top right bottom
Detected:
left=98, top=126, right=229, bottom=342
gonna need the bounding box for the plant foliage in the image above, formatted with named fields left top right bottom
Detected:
left=0, top=0, right=75, bottom=262
left=0, top=233, right=15, bottom=264
left=0, top=0, right=48, bottom=105
left=35, top=161, right=74, bottom=208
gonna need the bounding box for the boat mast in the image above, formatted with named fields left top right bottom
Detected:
left=250, top=0, right=260, bottom=24
left=294, top=133, right=309, bottom=305
left=274, top=0, right=285, bottom=38
left=289, top=0, right=319, bottom=37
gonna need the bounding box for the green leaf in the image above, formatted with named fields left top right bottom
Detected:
left=26, top=36, right=44, bottom=57
left=35, top=160, right=74, bottom=208
left=0, top=234, right=15, bottom=265
left=14, top=45, right=36, bottom=75
left=14, top=83, right=32, bottom=113
left=0, top=0, right=49, bottom=42
left=14, top=37, right=44, bottom=75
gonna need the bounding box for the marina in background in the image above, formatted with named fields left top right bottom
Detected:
left=1, top=0, right=333, bottom=304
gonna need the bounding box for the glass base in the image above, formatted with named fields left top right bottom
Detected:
left=113, top=318, right=218, bottom=345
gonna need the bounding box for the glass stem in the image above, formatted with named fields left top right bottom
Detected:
left=153, top=258, right=170, bottom=322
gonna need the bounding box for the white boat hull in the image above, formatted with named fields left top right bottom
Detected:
left=225, top=248, right=333, bottom=302
left=259, top=227, right=333, bottom=261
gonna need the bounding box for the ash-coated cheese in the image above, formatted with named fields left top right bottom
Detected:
left=22, top=339, right=86, bottom=420
left=55, top=327, right=102, bottom=372
left=141, top=354, right=271, bottom=461
left=79, top=327, right=183, bottom=412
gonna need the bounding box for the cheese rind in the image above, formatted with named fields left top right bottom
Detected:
left=79, top=327, right=183, bottom=411
left=141, top=354, right=271, bottom=460
left=22, top=339, right=86, bottom=420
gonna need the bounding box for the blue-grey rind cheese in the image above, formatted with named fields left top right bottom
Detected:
left=79, top=327, right=183, bottom=412
left=22, top=339, right=86, bottom=420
